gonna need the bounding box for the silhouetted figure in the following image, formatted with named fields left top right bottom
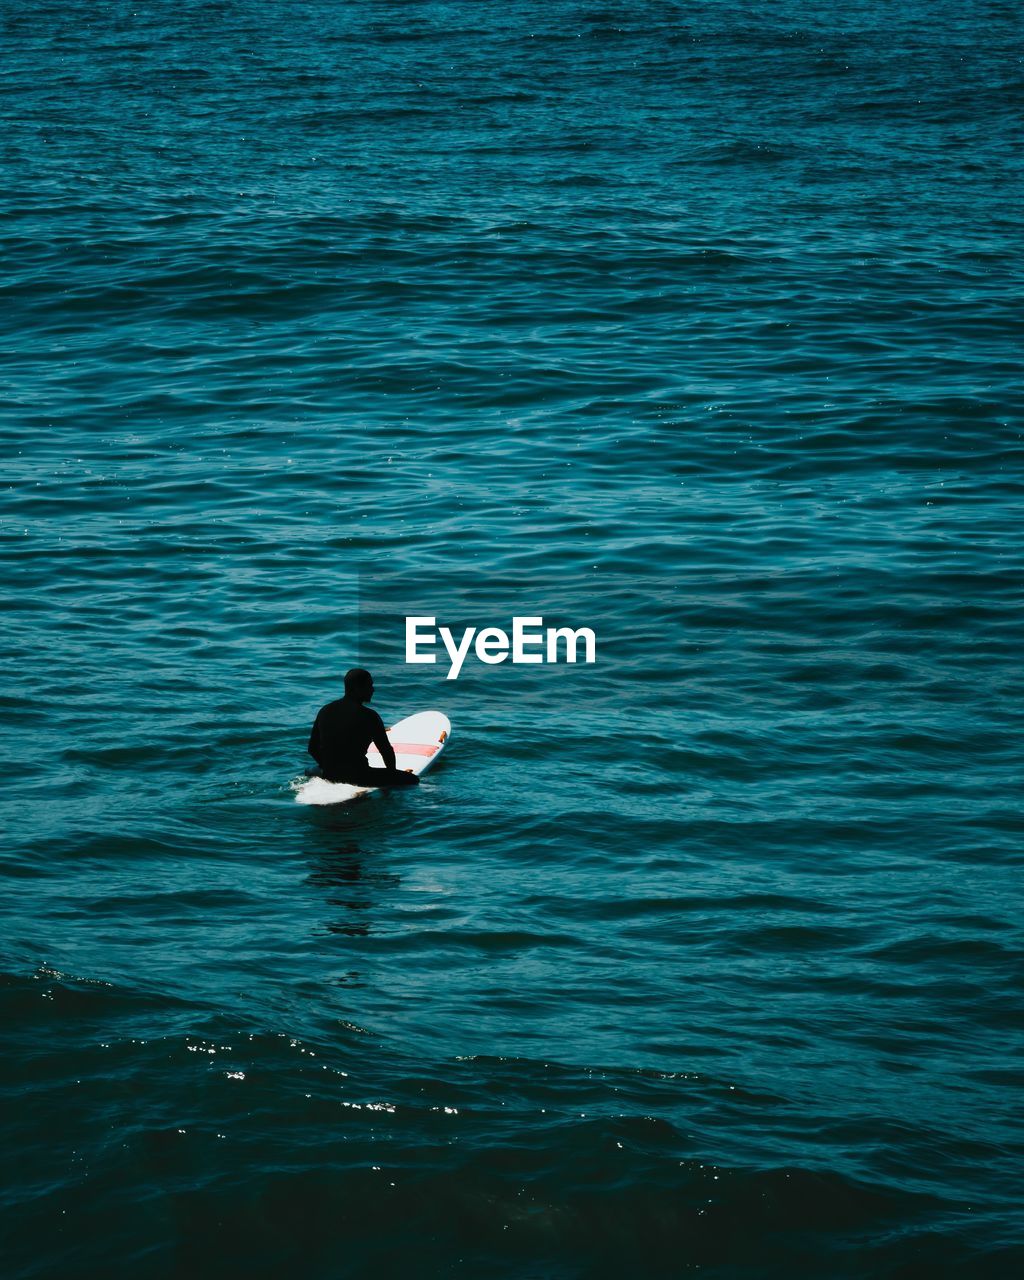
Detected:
left=308, top=669, right=418, bottom=787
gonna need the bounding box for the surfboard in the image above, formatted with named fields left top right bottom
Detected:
left=292, top=710, right=451, bottom=806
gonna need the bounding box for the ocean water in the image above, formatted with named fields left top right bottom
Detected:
left=2, top=1, right=1023, bottom=1275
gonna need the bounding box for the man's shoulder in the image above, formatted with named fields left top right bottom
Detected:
left=316, top=698, right=381, bottom=726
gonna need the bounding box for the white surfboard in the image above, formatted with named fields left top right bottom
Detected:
left=292, top=710, right=451, bottom=806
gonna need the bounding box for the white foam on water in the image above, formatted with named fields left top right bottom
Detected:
left=290, top=776, right=373, bottom=807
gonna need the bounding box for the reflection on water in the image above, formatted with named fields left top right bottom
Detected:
left=306, top=840, right=400, bottom=938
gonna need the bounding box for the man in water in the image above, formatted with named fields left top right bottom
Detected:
left=307, top=668, right=418, bottom=787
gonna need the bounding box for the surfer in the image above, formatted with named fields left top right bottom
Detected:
left=307, top=668, right=418, bottom=787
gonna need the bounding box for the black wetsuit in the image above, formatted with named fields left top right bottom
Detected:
left=307, top=696, right=417, bottom=786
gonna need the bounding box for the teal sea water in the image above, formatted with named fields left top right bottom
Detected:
left=2, top=1, right=1023, bottom=1275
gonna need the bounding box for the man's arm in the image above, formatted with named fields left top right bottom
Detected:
left=371, top=713, right=397, bottom=771
left=307, top=714, right=323, bottom=766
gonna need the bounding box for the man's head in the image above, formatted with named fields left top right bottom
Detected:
left=343, top=668, right=374, bottom=702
